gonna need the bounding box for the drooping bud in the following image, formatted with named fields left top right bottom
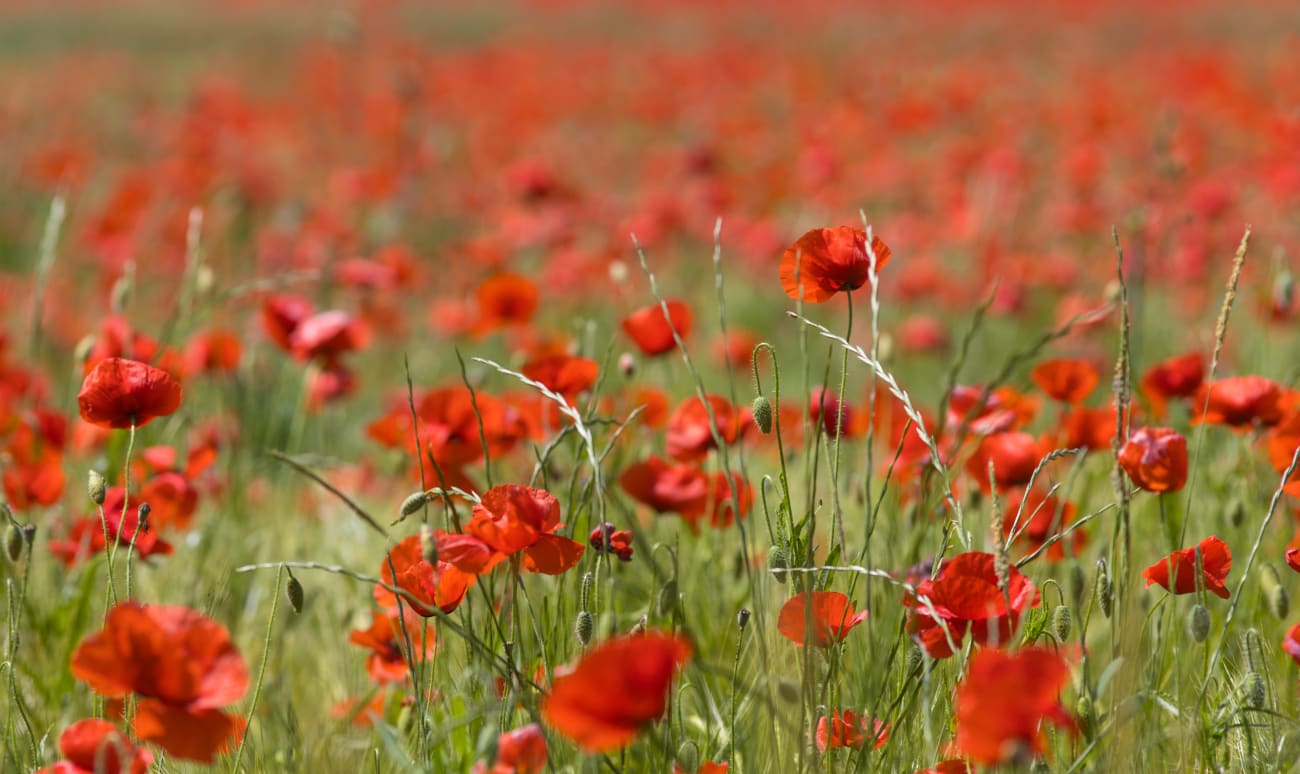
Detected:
left=286, top=569, right=305, bottom=614
left=904, top=646, right=925, bottom=676
left=656, top=579, right=678, bottom=618
left=737, top=608, right=751, bottom=630
left=1052, top=605, right=1073, bottom=643
left=400, top=491, right=429, bottom=519
left=88, top=470, right=107, bottom=506
left=1075, top=695, right=1096, bottom=739
left=752, top=395, right=773, bottom=434
left=1187, top=604, right=1211, bottom=643
left=5, top=522, right=25, bottom=563
left=574, top=611, right=593, bottom=646
left=1096, top=557, right=1113, bottom=619
left=676, top=741, right=700, bottom=774
left=768, top=548, right=789, bottom=584
left=136, top=502, right=151, bottom=531
left=1270, top=585, right=1291, bottom=620
left=1242, top=671, right=1267, bottom=709
left=1068, top=561, right=1087, bottom=607
left=419, top=524, right=438, bottom=565
left=1227, top=497, right=1245, bottom=528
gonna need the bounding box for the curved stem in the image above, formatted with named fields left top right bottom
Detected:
left=232, top=564, right=284, bottom=773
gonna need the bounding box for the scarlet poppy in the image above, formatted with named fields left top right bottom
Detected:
left=521, top=354, right=599, bottom=398
left=1118, top=427, right=1188, bottom=493
left=349, top=612, right=435, bottom=685
left=622, top=300, right=692, bottom=356
left=1283, top=622, right=1300, bottom=666
left=541, top=631, right=691, bottom=752
left=1141, top=352, right=1204, bottom=418
left=965, top=432, right=1043, bottom=492
left=1193, top=375, right=1283, bottom=428
left=777, top=591, right=868, bottom=647
left=907, top=552, right=1040, bottom=658
left=814, top=710, right=889, bottom=751
left=289, top=310, right=370, bottom=364
left=1287, top=547, right=1300, bottom=574
left=1004, top=488, right=1084, bottom=561
left=465, top=484, right=585, bottom=575
left=665, top=394, right=741, bottom=462
left=953, top=647, right=1074, bottom=766
left=1060, top=405, right=1116, bottom=451
left=375, top=533, right=480, bottom=617
left=619, top=456, right=709, bottom=516
left=779, top=226, right=891, bottom=303
left=183, top=328, right=242, bottom=375
left=1142, top=535, right=1232, bottom=599
left=261, top=294, right=314, bottom=351
left=78, top=358, right=183, bottom=429
left=474, top=724, right=548, bottom=774
left=35, top=718, right=154, bottom=774
left=915, top=762, right=971, bottom=774
left=1031, top=358, right=1099, bottom=404
left=474, top=273, right=539, bottom=333
left=809, top=387, right=858, bottom=439
left=70, top=603, right=248, bottom=764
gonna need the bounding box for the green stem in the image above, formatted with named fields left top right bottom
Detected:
left=232, top=565, right=284, bottom=773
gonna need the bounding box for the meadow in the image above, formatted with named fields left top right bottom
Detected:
left=3, top=0, right=1300, bottom=771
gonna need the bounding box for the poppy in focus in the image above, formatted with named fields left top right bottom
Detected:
left=779, top=226, right=891, bottom=303
left=1142, top=535, right=1232, bottom=599
left=777, top=591, right=868, bottom=647
left=35, top=718, right=154, bottom=774
left=464, top=484, right=586, bottom=575
left=907, top=552, right=1040, bottom=658
left=1118, top=427, right=1188, bottom=493
left=954, top=647, right=1074, bottom=766
left=77, top=358, right=182, bottom=429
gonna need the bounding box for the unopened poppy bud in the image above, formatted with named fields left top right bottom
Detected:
left=1096, top=558, right=1113, bottom=619
left=676, top=741, right=700, bottom=774
left=752, top=395, right=773, bottom=434
left=5, top=523, right=25, bottom=563
left=1270, top=585, right=1290, bottom=620
left=630, top=615, right=647, bottom=636
left=286, top=570, right=304, bottom=614
left=656, top=580, right=678, bottom=618
left=904, top=646, right=924, bottom=675
left=769, top=548, right=789, bottom=584
left=1068, top=561, right=1087, bottom=606
left=419, top=525, right=438, bottom=565
left=1052, top=605, right=1073, bottom=642
left=88, top=470, right=107, bottom=506
left=1188, top=604, right=1211, bottom=643
left=136, top=502, right=151, bottom=530
left=1228, top=497, right=1245, bottom=528
left=574, top=610, right=593, bottom=646
left=776, top=679, right=801, bottom=704
left=400, top=491, right=429, bottom=519
left=1241, top=671, right=1267, bottom=709
left=618, top=353, right=635, bottom=378
left=737, top=607, right=750, bottom=630
left=580, top=571, right=594, bottom=611
left=1075, top=695, right=1096, bottom=738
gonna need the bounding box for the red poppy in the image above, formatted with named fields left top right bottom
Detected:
left=965, top=432, right=1043, bottom=492
left=541, top=631, right=691, bottom=752
left=675, top=763, right=729, bottom=774
left=1142, top=535, right=1232, bottom=599
left=779, top=226, right=891, bottom=303
left=465, top=485, right=585, bottom=575
left=375, top=533, right=479, bottom=616
left=474, top=724, right=548, bottom=774
left=183, top=328, right=242, bottom=375
left=947, top=385, right=1037, bottom=436
left=665, top=394, right=741, bottom=462
left=915, top=762, right=971, bottom=774
left=70, top=603, right=248, bottom=764
left=1284, top=622, right=1300, bottom=666
left=474, top=273, right=539, bottom=333
left=809, top=387, right=859, bottom=439
left=78, top=358, right=183, bottom=429
left=619, top=456, right=709, bottom=516
left=814, top=710, right=889, bottom=751
left=1060, top=405, right=1116, bottom=451
left=48, top=486, right=173, bottom=567
left=1118, top=427, right=1188, bottom=493
left=1141, top=352, right=1204, bottom=418
left=589, top=523, right=634, bottom=561
left=907, top=552, right=1040, bottom=658
left=290, top=310, right=370, bottom=364
left=954, top=647, right=1074, bottom=766
left=777, top=591, right=868, bottom=647
left=521, top=354, right=599, bottom=398
left=622, top=300, right=692, bottom=356
left=705, top=470, right=752, bottom=531
left=1193, top=376, right=1283, bottom=428
left=262, top=295, right=314, bottom=351
left=35, top=718, right=154, bottom=774
left=1031, top=358, right=1099, bottom=404
left=349, top=612, right=435, bottom=685
left=1004, top=488, right=1084, bottom=561
left=82, top=317, right=161, bottom=374
left=2, top=423, right=65, bottom=509
left=1287, top=547, right=1300, bottom=574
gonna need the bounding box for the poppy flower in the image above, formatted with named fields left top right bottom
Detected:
left=349, top=612, right=435, bottom=685
left=1118, top=427, right=1188, bottom=493
left=814, top=710, right=889, bottom=751
left=474, top=273, right=539, bottom=333
left=915, top=761, right=971, bottom=774
left=1287, top=547, right=1300, bottom=574
left=589, top=523, right=634, bottom=561
left=777, top=591, right=868, bottom=647
left=948, top=385, right=1037, bottom=436
left=521, top=354, right=599, bottom=398
left=665, top=394, right=741, bottom=462
left=35, top=718, right=154, bottom=774
left=48, top=486, right=173, bottom=567
left=474, top=724, right=548, bottom=774
left=78, top=358, right=183, bottom=429
left=1142, top=535, right=1232, bottom=599
left=1004, top=488, right=1084, bottom=561
left=779, top=226, right=891, bottom=303
left=953, top=647, right=1075, bottom=766
left=1193, top=376, right=1283, bottom=428
left=809, top=387, right=858, bottom=439
left=1031, top=358, right=1099, bottom=404
left=261, top=294, right=314, bottom=351
left=70, top=602, right=248, bottom=764
left=619, top=456, right=709, bottom=516
left=965, top=432, right=1043, bottom=492
left=1141, top=352, right=1204, bottom=418
left=183, top=328, right=242, bottom=375
left=1283, top=623, right=1300, bottom=666
left=622, top=300, right=692, bottom=356
left=541, top=631, right=691, bottom=752
left=1060, top=405, right=1116, bottom=451
left=375, top=532, right=479, bottom=616
left=907, top=552, right=1040, bottom=658
left=289, top=310, right=370, bottom=364
left=465, top=485, right=585, bottom=575
left=675, top=763, right=729, bottom=774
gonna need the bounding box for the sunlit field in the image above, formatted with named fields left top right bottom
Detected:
left=4, top=0, right=1300, bottom=771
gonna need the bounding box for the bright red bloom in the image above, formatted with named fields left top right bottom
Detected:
left=474, top=273, right=539, bottom=333
left=809, top=387, right=858, bottom=439
left=521, top=354, right=599, bottom=398
left=541, top=631, right=691, bottom=752
left=1060, top=405, right=1116, bottom=451
left=777, top=591, right=868, bottom=647
left=261, top=295, right=314, bottom=351
left=1287, top=547, right=1300, bottom=574
left=49, top=486, right=173, bottom=567
left=474, top=724, right=548, bottom=774
left=965, top=432, right=1043, bottom=492
left=954, top=647, right=1074, bottom=766
left=78, top=358, right=183, bottom=429
left=35, top=718, right=154, bottom=774
left=619, top=456, right=709, bottom=516
left=375, top=533, right=479, bottom=616
left=1031, top=358, right=1099, bottom=404
left=465, top=485, right=585, bottom=575
left=589, top=523, right=634, bottom=561
left=779, top=226, right=891, bottom=303
left=908, top=552, right=1040, bottom=658
left=289, top=310, right=370, bottom=363
left=183, top=328, right=242, bottom=375
left=665, top=394, right=741, bottom=462
left=70, top=603, right=248, bottom=764
left=814, top=710, right=889, bottom=751
left=1194, top=376, right=1283, bottom=428
left=1004, top=488, right=1084, bottom=562
left=1284, top=623, right=1300, bottom=665
left=1142, top=535, right=1232, bottom=599
left=1118, top=427, right=1188, bottom=493
left=915, top=762, right=971, bottom=774
left=1141, top=352, right=1204, bottom=418
left=349, top=612, right=435, bottom=685
left=622, top=300, right=692, bottom=356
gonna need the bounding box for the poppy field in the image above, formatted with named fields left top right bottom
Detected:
left=5, top=0, right=1300, bottom=771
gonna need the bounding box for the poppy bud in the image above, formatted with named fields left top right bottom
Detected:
left=656, top=580, right=678, bottom=618
left=1075, top=695, right=1096, bottom=739
left=1068, top=561, right=1087, bottom=606
left=618, top=353, right=635, bottom=378
left=1188, top=604, right=1211, bottom=643
left=419, top=525, right=438, bottom=565
left=1228, top=497, right=1245, bottom=528
left=580, top=571, right=594, bottom=611
left=776, top=679, right=801, bottom=704
left=737, top=607, right=750, bottom=630
left=88, top=470, right=107, bottom=506
left=769, top=548, right=789, bottom=584
left=5, top=522, right=25, bottom=563
left=752, top=395, right=773, bottom=434
left=676, top=741, right=700, bottom=774
left=1096, top=558, right=1113, bottom=619
left=904, top=646, right=925, bottom=676
left=400, top=491, right=429, bottom=519
left=630, top=615, right=647, bottom=636
left=1052, top=605, right=1073, bottom=642
left=574, top=611, right=593, bottom=646
left=286, top=569, right=305, bottom=614
left=1270, top=585, right=1290, bottom=620
left=1242, top=671, right=1267, bottom=709
left=136, top=502, right=151, bottom=531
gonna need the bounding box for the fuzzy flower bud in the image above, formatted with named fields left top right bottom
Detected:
left=752, top=395, right=773, bottom=434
